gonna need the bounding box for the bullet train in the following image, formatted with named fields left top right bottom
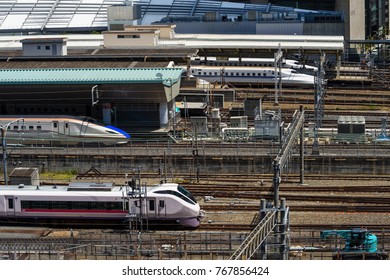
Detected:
left=0, top=182, right=203, bottom=228
left=0, top=115, right=130, bottom=145
left=188, top=65, right=315, bottom=86
left=191, top=56, right=318, bottom=72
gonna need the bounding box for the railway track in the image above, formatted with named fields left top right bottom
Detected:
left=201, top=204, right=390, bottom=212
left=75, top=172, right=390, bottom=181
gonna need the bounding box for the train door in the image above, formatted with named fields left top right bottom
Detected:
left=64, top=121, right=70, bottom=135
left=147, top=199, right=157, bottom=219
left=4, top=196, right=15, bottom=217
left=157, top=199, right=166, bottom=218
left=53, top=121, right=59, bottom=136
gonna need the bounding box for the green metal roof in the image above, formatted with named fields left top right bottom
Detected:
left=0, top=68, right=183, bottom=85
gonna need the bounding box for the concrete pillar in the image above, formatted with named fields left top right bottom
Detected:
left=159, top=102, right=168, bottom=128
left=336, top=51, right=341, bottom=79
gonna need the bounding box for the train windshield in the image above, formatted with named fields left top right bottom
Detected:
left=177, top=185, right=197, bottom=204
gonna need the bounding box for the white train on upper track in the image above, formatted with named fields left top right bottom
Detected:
left=0, top=182, right=203, bottom=228
left=187, top=65, right=315, bottom=86
left=0, top=115, right=130, bottom=144
left=191, top=56, right=318, bottom=72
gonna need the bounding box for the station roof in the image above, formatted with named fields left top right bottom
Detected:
left=0, top=68, right=183, bottom=85
left=0, top=60, right=172, bottom=69
left=0, top=34, right=199, bottom=59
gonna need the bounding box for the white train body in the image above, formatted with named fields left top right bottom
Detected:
left=191, top=56, right=318, bottom=72
left=0, top=182, right=202, bottom=228
left=189, top=65, right=315, bottom=86
left=0, top=115, right=130, bottom=144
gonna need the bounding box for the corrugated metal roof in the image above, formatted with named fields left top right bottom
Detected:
left=0, top=68, right=183, bottom=85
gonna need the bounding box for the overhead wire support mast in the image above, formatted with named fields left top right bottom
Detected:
left=273, top=106, right=305, bottom=207
left=312, top=52, right=326, bottom=155
left=274, top=44, right=283, bottom=105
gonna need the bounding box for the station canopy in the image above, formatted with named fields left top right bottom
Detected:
left=0, top=68, right=182, bottom=85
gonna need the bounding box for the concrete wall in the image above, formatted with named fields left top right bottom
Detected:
left=103, top=31, right=158, bottom=47
left=124, top=25, right=175, bottom=39
left=174, top=22, right=257, bottom=34
left=303, top=22, right=344, bottom=36
left=256, top=22, right=304, bottom=35
left=336, top=0, right=365, bottom=40
left=22, top=42, right=67, bottom=56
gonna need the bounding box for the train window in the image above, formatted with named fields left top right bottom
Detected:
left=241, top=73, right=245, bottom=76
left=71, top=201, right=90, bottom=210
left=7, top=198, right=13, bottom=209
left=247, top=73, right=250, bottom=76
left=21, top=201, right=51, bottom=209
left=263, top=73, right=266, bottom=77
left=52, top=201, right=69, bottom=209
left=252, top=73, right=256, bottom=76
left=22, top=126, right=26, bottom=130
left=53, top=122, right=58, bottom=128
left=37, top=126, right=42, bottom=130
left=236, top=73, right=239, bottom=76
left=13, top=126, right=18, bottom=130
left=106, top=130, right=119, bottom=134
left=258, top=73, right=261, bottom=76
left=65, top=123, right=69, bottom=129
left=29, top=126, right=34, bottom=130
left=177, top=185, right=197, bottom=204
left=155, top=190, right=195, bottom=205
left=149, top=200, right=155, bottom=211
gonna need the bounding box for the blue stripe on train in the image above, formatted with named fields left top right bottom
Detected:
left=106, top=125, right=131, bottom=139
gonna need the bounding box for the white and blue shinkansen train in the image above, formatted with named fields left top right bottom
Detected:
left=191, top=56, right=318, bottom=72
left=0, top=115, right=130, bottom=144
left=0, top=182, right=203, bottom=228
left=188, top=65, right=315, bottom=86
